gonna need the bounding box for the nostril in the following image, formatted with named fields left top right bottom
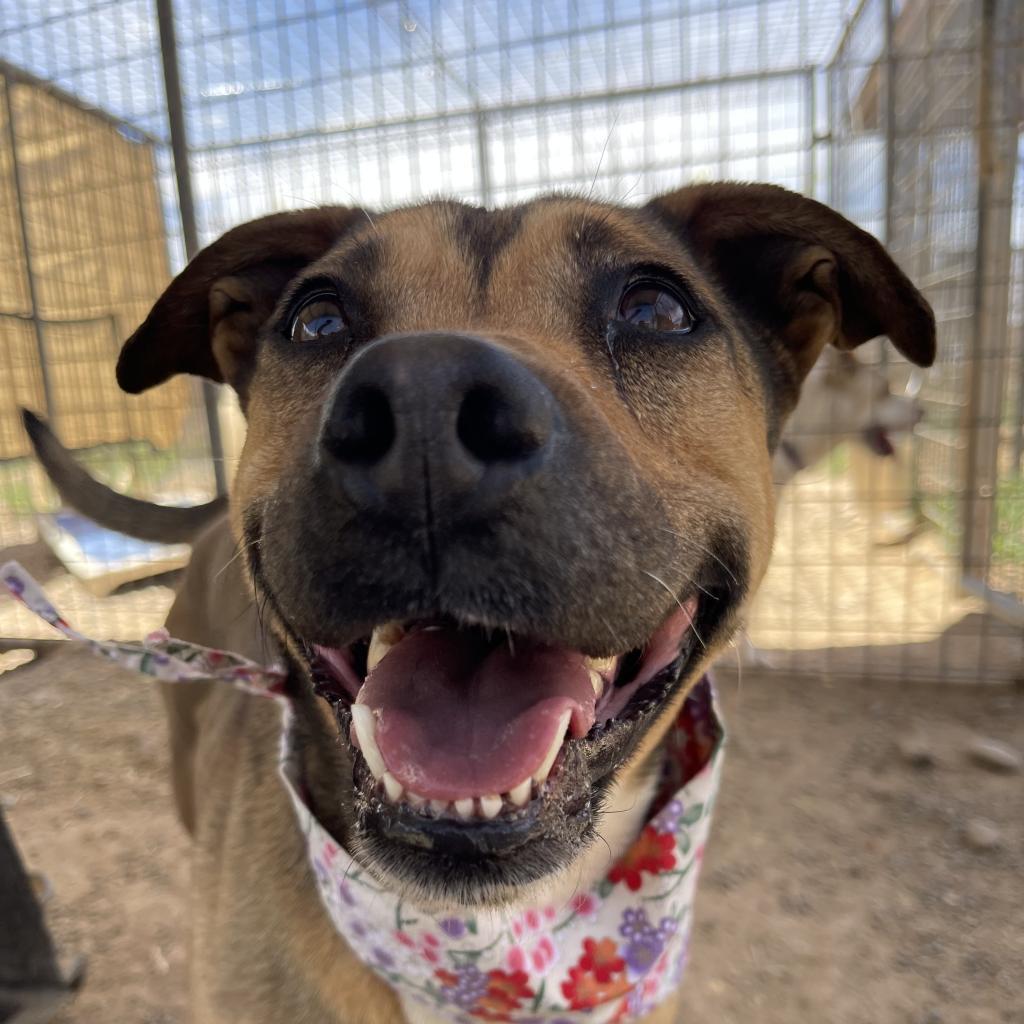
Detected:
left=325, top=385, right=395, bottom=464
left=456, top=384, right=549, bottom=464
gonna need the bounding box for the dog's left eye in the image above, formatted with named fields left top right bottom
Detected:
left=616, top=280, right=696, bottom=334
left=290, top=292, right=347, bottom=343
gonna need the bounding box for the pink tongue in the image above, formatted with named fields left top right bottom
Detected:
left=358, top=629, right=598, bottom=802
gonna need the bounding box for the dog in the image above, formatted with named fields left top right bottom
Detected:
left=728, top=348, right=925, bottom=667
left=773, top=347, right=923, bottom=487
left=19, top=184, right=935, bottom=1023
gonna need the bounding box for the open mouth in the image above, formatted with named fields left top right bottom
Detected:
left=306, top=598, right=700, bottom=826
left=862, top=424, right=896, bottom=457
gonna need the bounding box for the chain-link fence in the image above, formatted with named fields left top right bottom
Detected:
left=0, top=0, right=1021, bottom=683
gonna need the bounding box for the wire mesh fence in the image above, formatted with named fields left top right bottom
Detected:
left=0, top=0, right=1021, bottom=683
left=794, top=0, right=1024, bottom=683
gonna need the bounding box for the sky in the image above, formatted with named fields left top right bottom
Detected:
left=0, top=0, right=863, bottom=248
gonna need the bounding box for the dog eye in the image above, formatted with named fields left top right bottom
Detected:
left=290, top=292, right=347, bottom=343
left=616, top=281, right=695, bottom=334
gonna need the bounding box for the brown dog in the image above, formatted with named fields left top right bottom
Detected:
left=31, top=184, right=934, bottom=1022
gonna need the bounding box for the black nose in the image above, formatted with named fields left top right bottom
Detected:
left=321, top=333, right=558, bottom=522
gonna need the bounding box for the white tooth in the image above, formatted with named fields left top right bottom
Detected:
left=350, top=704, right=387, bottom=780
left=382, top=771, right=403, bottom=802
left=479, top=794, right=502, bottom=819
left=367, top=622, right=404, bottom=672
left=588, top=669, right=603, bottom=697
left=430, top=799, right=450, bottom=816
left=533, top=709, right=572, bottom=786
left=585, top=655, right=618, bottom=674
left=406, top=791, right=426, bottom=809
left=507, top=778, right=532, bottom=807
left=454, top=798, right=475, bottom=820
left=378, top=621, right=405, bottom=643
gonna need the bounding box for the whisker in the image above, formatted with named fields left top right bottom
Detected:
left=213, top=538, right=258, bottom=581
left=733, top=630, right=743, bottom=697
left=654, top=526, right=739, bottom=586
left=586, top=111, right=621, bottom=201
left=640, top=568, right=707, bottom=653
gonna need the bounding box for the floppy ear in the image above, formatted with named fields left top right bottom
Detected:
left=116, top=207, right=368, bottom=398
left=644, top=183, right=936, bottom=380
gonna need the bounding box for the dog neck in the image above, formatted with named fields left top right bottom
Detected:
left=288, top=678, right=723, bottom=1024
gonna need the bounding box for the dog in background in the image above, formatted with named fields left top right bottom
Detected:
left=17, top=183, right=935, bottom=1023
left=773, top=346, right=923, bottom=487
left=728, top=347, right=926, bottom=668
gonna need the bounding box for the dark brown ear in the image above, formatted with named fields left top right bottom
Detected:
left=116, top=206, right=368, bottom=396
left=644, top=183, right=936, bottom=378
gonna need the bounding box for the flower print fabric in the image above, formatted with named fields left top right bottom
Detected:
left=2, top=561, right=724, bottom=1023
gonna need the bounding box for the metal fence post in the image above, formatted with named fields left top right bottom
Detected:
left=155, top=0, right=227, bottom=497
left=475, top=109, right=492, bottom=207
left=882, top=0, right=896, bottom=250
left=3, top=80, right=54, bottom=421
left=960, top=0, right=1018, bottom=582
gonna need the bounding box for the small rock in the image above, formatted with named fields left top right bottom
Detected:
left=964, top=817, right=1002, bottom=851
left=898, top=733, right=934, bottom=768
left=967, top=736, right=1022, bottom=773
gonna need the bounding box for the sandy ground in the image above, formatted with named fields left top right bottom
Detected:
left=1, top=647, right=1021, bottom=1024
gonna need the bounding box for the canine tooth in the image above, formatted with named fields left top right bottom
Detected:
left=454, top=798, right=475, bottom=820
left=479, top=794, right=503, bottom=819
left=378, top=621, right=405, bottom=643
left=585, top=655, right=618, bottom=675
left=350, top=704, right=387, bottom=780
left=588, top=669, right=603, bottom=697
left=533, top=710, right=572, bottom=786
left=507, top=778, right=532, bottom=807
left=367, top=622, right=403, bottom=672
left=381, top=771, right=403, bottom=802
left=430, top=799, right=449, bottom=816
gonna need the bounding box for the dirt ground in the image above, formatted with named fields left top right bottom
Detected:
left=1, top=646, right=1021, bottom=1024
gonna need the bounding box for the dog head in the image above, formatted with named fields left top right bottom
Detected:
left=117, top=184, right=934, bottom=906
left=787, top=348, right=924, bottom=461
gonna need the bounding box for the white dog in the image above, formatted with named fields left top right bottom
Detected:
left=737, top=349, right=924, bottom=667
left=773, top=348, right=923, bottom=486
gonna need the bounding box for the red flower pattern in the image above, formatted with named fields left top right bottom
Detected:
left=608, top=825, right=676, bottom=891
left=561, top=938, right=632, bottom=1010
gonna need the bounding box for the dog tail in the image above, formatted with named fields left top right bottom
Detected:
left=21, top=408, right=227, bottom=545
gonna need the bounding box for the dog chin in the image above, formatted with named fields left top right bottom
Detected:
left=277, top=596, right=709, bottom=907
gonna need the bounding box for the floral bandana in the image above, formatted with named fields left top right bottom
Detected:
left=3, top=560, right=724, bottom=1023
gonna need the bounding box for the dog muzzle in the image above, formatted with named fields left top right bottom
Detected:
left=3, top=561, right=724, bottom=1024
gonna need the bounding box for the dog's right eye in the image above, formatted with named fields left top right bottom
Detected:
left=290, top=292, right=347, bottom=343
left=616, top=279, right=696, bottom=334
